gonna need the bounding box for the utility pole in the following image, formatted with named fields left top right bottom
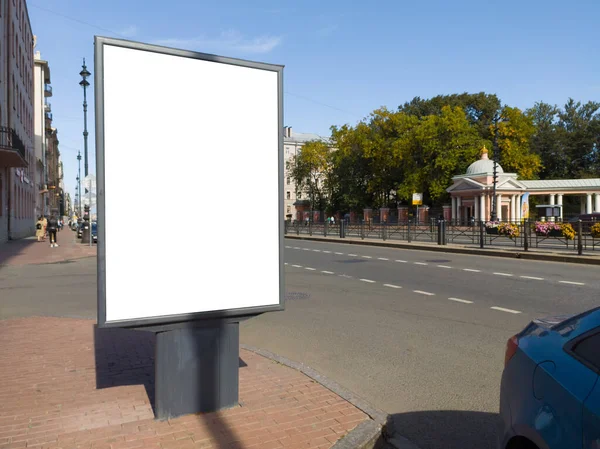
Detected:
left=490, top=115, right=499, bottom=221
left=79, top=59, right=91, bottom=177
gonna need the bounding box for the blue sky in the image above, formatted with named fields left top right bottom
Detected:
left=29, top=0, right=600, bottom=200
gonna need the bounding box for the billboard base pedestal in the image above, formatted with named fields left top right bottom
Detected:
left=154, top=321, right=239, bottom=420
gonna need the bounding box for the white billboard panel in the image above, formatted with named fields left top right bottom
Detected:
left=95, top=37, right=284, bottom=327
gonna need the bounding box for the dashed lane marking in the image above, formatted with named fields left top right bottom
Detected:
left=360, top=279, right=376, bottom=283
left=491, top=306, right=522, bottom=314
left=291, top=265, right=303, bottom=268
left=414, top=262, right=428, bottom=266
left=285, top=246, right=291, bottom=249
left=362, top=255, right=372, bottom=259
left=293, top=247, right=300, bottom=249
left=493, top=272, right=513, bottom=277
left=378, top=257, right=389, bottom=261
left=414, top=290, right=435, bottom=296
left=383, top=284, right=402, bottom=289
left=321, top=271, right=334, bottom=274
left=395, top=260, right=407, bottom=263
left=348, top=253, right=358, bottom=257
left=312, top=249, right=321, bottom=252
left=559, top=281, right=585, bottom=286
left=323, top=251, right=332, bottom=253
left=438, top=265, right=452, bottom=269
left=302, top=248, right=310, bottom=251
left=448, top=297, right=473, bottom=304
left=305, top=267, right=316, bottom=271
left=463, top=269, right=481, bottom=272
left=334, top=252, right=344, bottom=255
left=521, top=276, right=544, bottom=280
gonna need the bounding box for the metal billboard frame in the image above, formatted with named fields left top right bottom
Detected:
left=94, top=36, right=285, bottom=329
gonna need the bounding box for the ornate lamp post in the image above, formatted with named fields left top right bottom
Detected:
left=79, top=59, right=91, bottom=177
left=490, top=117, right=499, bottom=222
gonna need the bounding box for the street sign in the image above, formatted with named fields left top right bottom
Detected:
left=94, top=37, right=284, bottom=329
left=412, top=193, right=423, bottom=206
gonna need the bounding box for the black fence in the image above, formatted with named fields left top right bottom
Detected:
left=284, top=219, right=600, bottom=254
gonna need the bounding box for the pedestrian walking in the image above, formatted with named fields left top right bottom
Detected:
left=35, top=216, right=45, bottom=242
left=47, top=215, right=59, bottom=248
left=42, top=216, right=48, bottom=241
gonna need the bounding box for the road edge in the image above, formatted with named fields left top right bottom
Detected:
left=285, top=235, right=600, bottom=266
left=240, top=344, right=416, bottom=449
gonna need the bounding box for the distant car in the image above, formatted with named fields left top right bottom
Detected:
left=91, top=222, right=97, bottom=243
left=77, top=222, right=83, bottom=238
left=499, top=306, right=600, bottom=449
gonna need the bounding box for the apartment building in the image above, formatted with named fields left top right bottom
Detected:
left=0, top=0, right=36, bottom=242
left=283, top=126, right=330, bottom=221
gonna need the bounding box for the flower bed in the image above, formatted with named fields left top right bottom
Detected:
left=485, top=221, right=519, bottom=239
left=535, top=221, right=575, bottom=240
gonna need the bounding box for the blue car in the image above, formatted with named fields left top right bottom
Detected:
left=499, top=306, right=600, bottom=449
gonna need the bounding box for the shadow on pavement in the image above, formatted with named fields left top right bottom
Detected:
left=0, top=238, right=37, bottom=267
left=387, top=410, right=500, bottom=449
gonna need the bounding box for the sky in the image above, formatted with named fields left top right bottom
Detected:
left=28, top=0, right=600, bottom=201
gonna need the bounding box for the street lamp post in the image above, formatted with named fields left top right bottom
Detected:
left=490, top=117, right=499, bottom=222
left=77, top=151, right=82, bottom=217
left=79, top=59, right=91, bottom=177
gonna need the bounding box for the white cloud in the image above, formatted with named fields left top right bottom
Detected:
left=117, top=25, right=139, bottom=38
left=153, top=30, right=282, bottom=54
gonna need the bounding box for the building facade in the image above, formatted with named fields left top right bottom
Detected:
left=33, top=49, right=53, bottom=218
left=447, top=147, right=600, bottom=222
left=283, top=126, right=330, bottom=221
left=0, top=0, right=36, bottom=243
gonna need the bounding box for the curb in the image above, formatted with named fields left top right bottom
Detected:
left=285, top=235, right=600, bottom=266
left=241, top=344, right=400, bottom=449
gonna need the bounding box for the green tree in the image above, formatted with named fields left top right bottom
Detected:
left=526, top=102, right=561, bottom=179
left=494, top=106, right=541, bottom=179
left=289, top=140, right=332, bottom=213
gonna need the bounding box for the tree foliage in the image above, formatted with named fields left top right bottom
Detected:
left=292, top=93, right=600, bottom=215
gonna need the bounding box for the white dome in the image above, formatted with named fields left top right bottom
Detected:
left=466, top=149, right=503, bottom=175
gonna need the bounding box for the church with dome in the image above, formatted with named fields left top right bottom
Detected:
left=446, top=147, right=600, bottom=222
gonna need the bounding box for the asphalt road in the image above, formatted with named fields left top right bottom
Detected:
left=240, top=239, right=600, bottom=449
left=1, top=242, right=598, bottom=449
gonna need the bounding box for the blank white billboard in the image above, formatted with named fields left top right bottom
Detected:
left=95, top=37, right=284, bottom=327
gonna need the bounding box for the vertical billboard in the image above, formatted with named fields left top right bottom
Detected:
left=95, top=37, right=284, bottom=328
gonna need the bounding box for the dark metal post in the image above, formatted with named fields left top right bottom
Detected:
left=523, top=219, right=529, bottom=252
left=407, top=219, right=412, bottom=243
left=324, top=220, right=328, bottom=237
left=382, top=221, right=387, bottom=241
left=284, top=220, right=288, bottom=235
left=79, top=59, right=91, bottom=177
left=578, top=220, right=583, bottom=255
left=340, top=220, right=345, bottom=239
left=81, top=204, right=91, bottom=243
left=154, top=322, right=239, bottom=420
left=361, top=219, right=365, bottom=240
left=309, top=219, right=312, bottom=236
left=437, top=219, right=443, bottom=245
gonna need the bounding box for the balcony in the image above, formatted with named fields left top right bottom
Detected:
left=45, top=111, right=53, bottom=125
left=0, top=126, right=27, bottom=167
left=44, top=102, right=51, bottom=113
left=44, top=84, right=52, bottom=97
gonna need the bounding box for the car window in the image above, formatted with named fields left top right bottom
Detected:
left=572, top=331, right=600, bottom=372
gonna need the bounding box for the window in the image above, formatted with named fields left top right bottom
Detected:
left=571, top=330, right=600, bottom=372
left=287, top=177, right=290, bottom=185
left=286, top=191, right=290, bottom=200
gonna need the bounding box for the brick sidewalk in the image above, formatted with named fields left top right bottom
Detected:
left=0, top=318, right=368, bottom=449
left=0, top=230, right=96, bottom=267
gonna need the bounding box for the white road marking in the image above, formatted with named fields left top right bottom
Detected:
left=360, top=279, right=376, bottom=283
left=348, top=254, right=358, bottom=257
left=414, top=262, right=428, bottom=266
left=339, top=274, right=353, bottom=279
left=284, top=263, right=288, bottom=266
left=291, top=265, right=303, bottom=268
left=448, top=297, right=473, bottom=304
left=378, top=257, right=389, bottom=261
left=521, top=276, right=544, bottom=281
left=463, top=268, right=481, bottom=272
left=559, top=281, right=585, bottom=286
left=437, top=265, right=452, bottom=269
left=305, top=267, right=316, bottom=271
left=334, top=252, right=344, bottom=255
left=312, top=249, right=321, bottom=252
left=383, top=284, right=402, bottom=289
left=413, top=290, right=435, bottom=296
left=494, top=272, right=513, bottom=277
left=302, top=248, right=310, bottom=251
left=293, top=247, right=300, bottom=250
left=491, top=306, right=522, bottom=314
left=323, top=251, right=332, bottom=254
left=362, top=255, right=372, bottom=259
left=285, top=246, right=291, bottom=249
left=321, top=271, right=334, bottom=274
left=395, top=260, right=407, bottom=263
